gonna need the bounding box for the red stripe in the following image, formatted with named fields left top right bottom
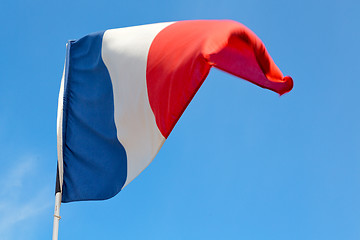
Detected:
left=146, top=20, right=293, bottom=138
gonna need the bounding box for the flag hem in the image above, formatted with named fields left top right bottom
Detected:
left=56, top=40, right=73, bottom=196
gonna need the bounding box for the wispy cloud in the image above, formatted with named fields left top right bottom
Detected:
left=2, top=156, right=34, bottom=190
left=0, top=155, right=53, bottom=240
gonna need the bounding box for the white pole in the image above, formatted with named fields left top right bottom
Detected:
left=52, top=192, right=62, bottom=240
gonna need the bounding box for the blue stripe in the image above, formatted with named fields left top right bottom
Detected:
left=61, top=32, right=127, bottom=202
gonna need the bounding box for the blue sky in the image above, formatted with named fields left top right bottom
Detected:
left=0, top=0, right=359, bottom=239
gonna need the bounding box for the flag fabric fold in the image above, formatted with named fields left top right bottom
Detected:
left=57, top=20, right=293, bottom=203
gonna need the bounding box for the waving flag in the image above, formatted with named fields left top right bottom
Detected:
left=56, top=20, right=293, bottom=203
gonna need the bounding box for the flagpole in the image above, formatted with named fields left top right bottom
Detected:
left=53, top=40, right=67, bottom=240
left=52, top=191, right=62, bottom=240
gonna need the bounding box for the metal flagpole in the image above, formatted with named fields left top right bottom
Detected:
left=52, top=165, right=62, bottom=240
left=52, top=192, right=62, bottom=240
left=53, top=41, right=67, bottom=240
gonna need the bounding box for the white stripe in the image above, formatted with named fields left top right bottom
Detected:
left=56, top=59, right=66, bottom=192
left=101, top=22, right=173, bottom=188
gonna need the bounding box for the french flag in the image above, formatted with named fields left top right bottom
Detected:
left=56, top=20, right=293, bottom=203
